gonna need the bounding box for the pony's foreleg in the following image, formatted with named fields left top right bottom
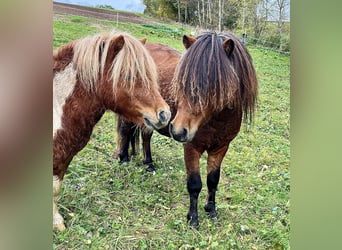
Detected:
left=204, top=146, right=229, bottom=219
left=53, top=175, right=66, bottom=231
left=142, top=130, right=155, bottom=172
left=184, top=144, right=203, bottom=229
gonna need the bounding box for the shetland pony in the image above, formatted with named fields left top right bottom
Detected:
left=53, top=32, right=171, bottom=231
left=115, top=42, right=181, bottom=171
left=116, top=32, right=258, bottom=228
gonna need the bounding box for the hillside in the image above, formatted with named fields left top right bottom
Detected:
left=53, top=2, right=154, bottom=25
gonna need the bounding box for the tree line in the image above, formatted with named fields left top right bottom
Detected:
left=143, top=0, right=290, bottom=52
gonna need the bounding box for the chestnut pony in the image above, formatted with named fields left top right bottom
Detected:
left=116, top=32, right=258, bottom=228
left=53, top=32, right=171, bottom=231
left=115, top=42, right=181, bottom=171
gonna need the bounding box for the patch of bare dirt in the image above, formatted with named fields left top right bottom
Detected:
left=53, top=2, right=155, bottom=25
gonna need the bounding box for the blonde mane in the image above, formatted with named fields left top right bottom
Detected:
left=72, top=32, right=158, bottom=93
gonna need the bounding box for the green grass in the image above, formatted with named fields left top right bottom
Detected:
left=53, top=14, right=290, bottom=249
left=53, top=14, right=187, bottom=52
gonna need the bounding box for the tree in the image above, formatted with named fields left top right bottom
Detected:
left=223, top=1, right=241, bottom=30
left=218, top=0, right=222, bottom=31
left=275, top=0, right=289, bottom=34
left=142, top=0, right=290, bottom=52
left=177, top=0, right=181, bottom=22
left=143, top=0, right=158, bottom=15
left=274, top=0, right=289, bottom=50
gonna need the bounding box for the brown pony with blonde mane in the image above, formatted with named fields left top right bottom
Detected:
left=115, top=32, right=258, bottom=229
left=53, top=32, right=171, bottom=231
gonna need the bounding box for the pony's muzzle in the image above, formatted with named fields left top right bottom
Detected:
left=169, top=123, right=189, bottom=142
left=143, top=109, right=171, bottom=130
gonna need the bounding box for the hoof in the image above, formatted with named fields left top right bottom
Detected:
left=187, top=213, right=199, bottom=230
left=119, top=155, right=129, bottom=164
left=53, top=222, right=66, bottom=231
left=53, top=212, right=66, bottom=231
left=145, top=163, right=156, bottom=172
left=204, top=202, right=217, bottom=219
left=189, top=219, right=199, bottom=230
left=119, top=159, right=129, bottom=164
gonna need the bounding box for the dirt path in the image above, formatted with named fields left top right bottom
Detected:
left=53, top=2, right=155, bottom=25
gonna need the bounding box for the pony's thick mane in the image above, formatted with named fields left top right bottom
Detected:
left=71, top=32, right=158, bottom=93
left=172, top=32, right=258, bottom=122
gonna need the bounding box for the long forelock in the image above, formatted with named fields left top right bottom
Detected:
left=172, top=32, right=241, bottom=113
left=71, top=32, right=158, bottom=94
left=108, top=33, right=158, bottom=94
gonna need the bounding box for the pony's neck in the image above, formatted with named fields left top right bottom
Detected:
left=96, top=79, right=122, bottom=112
left=62, top=83, right=105, bottom=153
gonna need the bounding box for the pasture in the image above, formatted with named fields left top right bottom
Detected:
left=53, top=14, right=290, bottom=249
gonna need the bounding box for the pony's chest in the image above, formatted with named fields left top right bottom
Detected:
left=193, top=109, right=242, bottom=150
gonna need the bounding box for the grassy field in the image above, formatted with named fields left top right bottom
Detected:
left=53, top=14, right=290, bottom=249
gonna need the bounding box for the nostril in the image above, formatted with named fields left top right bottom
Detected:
left=169, top=123, right=189, bottom=142
left=182, top=128, right=188, bottom=138
left=158, top=110, right=168, bottom=123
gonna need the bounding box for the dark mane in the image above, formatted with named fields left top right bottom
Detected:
left=172, top=32, right=258, bottom=122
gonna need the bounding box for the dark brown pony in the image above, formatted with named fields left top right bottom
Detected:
left=116, top=32, right=258, bottom=228
left=53, top=32, right=171, bottom=231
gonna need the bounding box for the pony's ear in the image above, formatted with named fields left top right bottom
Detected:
left=140, top=37, right=147, bottom=44
left=183, top=35, right=196, bottom=49
left=223, top=38, right=235, bottom=57
left=106, top=35, right=125, bottom=64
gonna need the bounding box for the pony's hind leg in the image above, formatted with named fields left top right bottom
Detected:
left=204, top=146, right=229, bottom=219
left=130, top=125, right=138, bottom=156
left=142, top=130, right=155, bottom=172
left=116, top=119, right=134, bottom=163
left=53, top=175, right=66, bottom=231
